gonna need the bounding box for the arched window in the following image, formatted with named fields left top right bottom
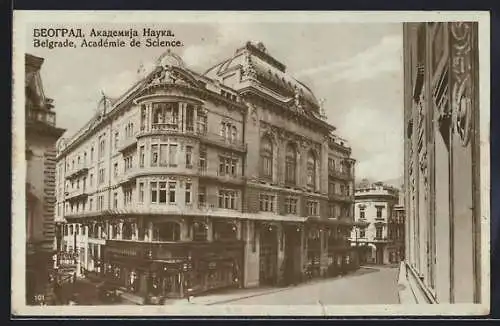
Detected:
left=307, top=150, right=317, bottom=188
left=260, top=135, right=273, bottom=179
left=122, top=222, right=133, bottom=240
left=285, top=143, right=297, bottom=184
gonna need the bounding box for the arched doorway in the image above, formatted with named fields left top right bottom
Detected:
left=259, top=223, right=279, bottom=285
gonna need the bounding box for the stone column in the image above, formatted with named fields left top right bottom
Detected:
left=118, top=221, right=124, bottom=240
left=147, top=221, right=153, bottom=241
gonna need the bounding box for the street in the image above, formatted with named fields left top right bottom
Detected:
left=217, top=266, right=399, bottom=305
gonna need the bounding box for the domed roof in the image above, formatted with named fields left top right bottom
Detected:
left=204, top=41, right=320, bottom=111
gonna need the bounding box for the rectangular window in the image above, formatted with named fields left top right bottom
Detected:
left=139, top=146, right=145, bottom=167
left=168, top=182, right=176, bottom=203
left=259, top=194, right=275, bottom=212
left=169, top=145, right=177, bottom=166
left=160, top=144, right=168, bottom=166
left=198, top=186, right=206, bottom=206
left=151, top=182, right=158, bottom=203
left=359, top=228, right=366, bottom=238
left=218, top=189, right=237, bottom=209
left=199, top=147, right=207, bottom=172
left=197, top=109, right=207, bottom=134
left=360, top=208, right=365, bottom=219
left=151, top=144, right=159, bottom=166
left=159, top=182, right=167, bottom=203
left=307, top=200, right=319, bottom=216
left=139, top=183, right=144, bottom=203
left=113, top=192, right=118, bottom=208
left=185, top=146, right=192, bottom=168
left=114, top=162, right=118, bottom=177
left=376, top=206, right=383, bottom=218
left=90, top=173, right=94, bottom=186
left=114, top=132, right=119, bottom=150
left=124, top=188, right=132, bottom=206
left=376, top=226, right=383, bottom=239
left=285, top=196, right=298, bottom=215
left=185, top=182, right=192, bottom=204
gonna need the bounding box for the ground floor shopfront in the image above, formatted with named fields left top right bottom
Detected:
left=101, top=239, right=244, bottom=301
left=354, top=242, right=405, bottom=265
left=61, top=214, right=364, bottom=302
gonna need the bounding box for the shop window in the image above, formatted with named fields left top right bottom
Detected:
left=214, top=221, right=237, bottom=241
left=193, top=222, right=208, bottom=241
left=154, top=222, right=180, bottom=241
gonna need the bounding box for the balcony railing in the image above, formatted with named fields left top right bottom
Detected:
left=198, top=168, right=246, bottom=185
left=328, top=168, right=353, bottom=180
left=328, top=193, right=354, bottom=202
left=199, top=131, right=247, bottom=153
left=118, top=137, right=138, bottom=153
left=65, top=165, right=89, bottom=180
left=65, top=186, right=88, bottom=200
left=27, top=108, right=56, bottom=127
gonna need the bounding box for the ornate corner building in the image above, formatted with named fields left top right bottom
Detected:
left=352, top=182, right=405, bottom=265
left=400, top=23, right=482, bottom=303
left=25, top=54, right=66, bottom=304
left=55, top=42, right=362, bottom=302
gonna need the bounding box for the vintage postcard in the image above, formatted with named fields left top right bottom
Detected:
left=12, top=11, right=490, bottom=316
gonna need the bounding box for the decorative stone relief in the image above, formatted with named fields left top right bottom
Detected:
left=450, top=22, right=474, bottom=147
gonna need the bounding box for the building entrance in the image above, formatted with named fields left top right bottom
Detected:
left=283, top=224, right=302, bottom=285
left=259, top=225, right=278, bottom=286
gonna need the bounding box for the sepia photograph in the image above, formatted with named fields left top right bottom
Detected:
left=12, top=11, right=490, bottom=316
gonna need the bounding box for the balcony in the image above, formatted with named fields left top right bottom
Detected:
left=117, top=137, right=137, bottom=153
left=328, top=193, right=354, bottom=203
left=65, top=187, right=88, bottom=201
left=65, top=165, right=89, bottom=180
left=26, top=107, right=56, bottom=127
left=199, top=131, right=247, bottom=153
left=328, top=168, right=353, bottom=181
left=199, top=168, right=246, bottom=185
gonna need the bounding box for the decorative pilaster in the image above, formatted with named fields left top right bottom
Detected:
left=450, top=22, right=474, bottom=147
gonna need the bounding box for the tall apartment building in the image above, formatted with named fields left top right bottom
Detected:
left=55, top=42, right=361, bottom=301
left=401, top=22, right=482, bottom=303
left=25, top=54, right=66, bottom=304
left=351, top=182, right=404, bottom=265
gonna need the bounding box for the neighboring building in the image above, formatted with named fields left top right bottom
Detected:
left=55, top=42, right=362, bottom=301
left=400, top=22, right=482, bottom=304
left=25, top=54, right=66, bottom=305
left=351, top=182, right=403, bottom=265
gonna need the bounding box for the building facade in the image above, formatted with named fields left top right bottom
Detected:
left=400, top=22, right=482, bottom=304
left=351, top=182, right=404, bottom=265
left=55, top=42, right=361, bottom=302
left=25, top=54, right=66, bottom=305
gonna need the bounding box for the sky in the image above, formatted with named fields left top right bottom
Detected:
left=26, top=22, right=404, bottom=183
